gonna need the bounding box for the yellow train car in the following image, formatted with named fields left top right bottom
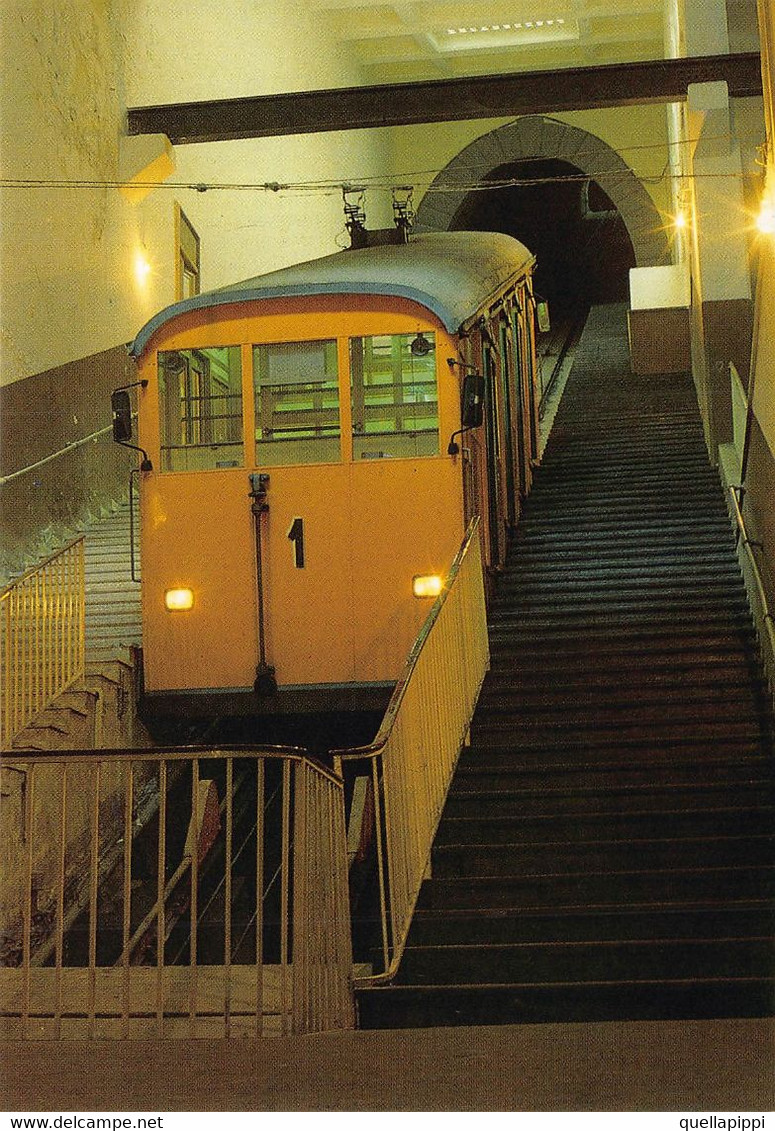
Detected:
left=122, top=231, right=538, bottom=727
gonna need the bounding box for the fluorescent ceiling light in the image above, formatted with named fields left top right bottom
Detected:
left=436, top=19, right=577, bottom=51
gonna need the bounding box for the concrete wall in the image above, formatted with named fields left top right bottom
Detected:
left=116, top=0, right=391, bottom=289
left=1, top=0, right=390, bottom=389
left=0, top=0, right=389, bottom=571
left=0, top=1, right=173, bottom=387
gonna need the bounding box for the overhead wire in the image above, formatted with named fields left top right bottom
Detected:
left=0, top=167, right=765, bottom=196
left=0, top=130, right=766, bottom=197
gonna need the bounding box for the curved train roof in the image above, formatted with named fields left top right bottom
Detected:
left=130, top=231, right=534, bottom=358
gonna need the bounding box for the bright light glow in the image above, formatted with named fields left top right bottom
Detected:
left=413, top=574, right=443, bottom=599
left=443, top=18, right=570, bottom=38
left=134, top=250, right=152, bottom=286
left=756, top=202, right=775, bottom=234
left=165, top=587, right=195, bottom=611
left=674, top=210, right=687, bottom=230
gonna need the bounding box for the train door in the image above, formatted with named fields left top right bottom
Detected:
left=499, top=319, right=518, bottom=528
left=483, top=344, right=505, bottom=568
left=511, top=305, right=534, bottom=495
left=525, top=301, right=540, bottom=463
left=511, top=308, right=531, bottom=498
left=252, top=338, right=355, bottom=691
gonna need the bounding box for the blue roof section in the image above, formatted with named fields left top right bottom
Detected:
left=129, top=231, right=535, bottom=359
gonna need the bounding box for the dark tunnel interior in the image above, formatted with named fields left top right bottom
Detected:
left=451, top=158, right=637, bottom=319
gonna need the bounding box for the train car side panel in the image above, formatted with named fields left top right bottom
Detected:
left=348, top=458, right=464, bottom=683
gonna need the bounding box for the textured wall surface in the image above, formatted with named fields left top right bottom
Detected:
left=1, top=1, right=174, bottom=386
left=0, top=0, right=390, bottom=565
left=0, top=0, right=391, bottom=390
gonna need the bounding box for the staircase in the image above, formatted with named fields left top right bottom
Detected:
left=3, top=502, right=143, bottom=752
left=83, top=500, right=141, bottom=664
left=357, top=304, right=775, bottom=1028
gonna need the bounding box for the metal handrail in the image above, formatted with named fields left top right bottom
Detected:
left=337, top=519, right=485, bottom=762
left=0, top=535, right=84, bottom=600
left=333, top=517, right=489, bottom=982
left=0, top=425, right=116, bottom=487
left=0, top=744, right=354, bottom=1038
left=0, top=406, right=142, bottom=488
left=728, top=485, right=775, bottom=697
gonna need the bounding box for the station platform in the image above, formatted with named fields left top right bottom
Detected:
left=3, top=1018, right=774, bottom=1111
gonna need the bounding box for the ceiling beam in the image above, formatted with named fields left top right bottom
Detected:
left=127, top=52, right=762, bottom=144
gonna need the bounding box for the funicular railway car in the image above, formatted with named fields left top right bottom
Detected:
left=121, top=231, right=539, bottom=730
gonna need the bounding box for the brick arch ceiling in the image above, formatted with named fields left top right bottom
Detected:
left=414, top=115, right=670, bottom=268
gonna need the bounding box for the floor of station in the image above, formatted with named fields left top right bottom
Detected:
left=3, top=1018, right=773, bottom=1111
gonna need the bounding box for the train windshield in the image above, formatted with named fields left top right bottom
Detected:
left=158, top=346, right=243, bottom=472
left=253, top=339, right=340, bottom=466
left=350, top=332, right=439, bottom=460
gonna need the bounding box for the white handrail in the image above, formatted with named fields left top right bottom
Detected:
left=0, top=426, right=116, bottom=487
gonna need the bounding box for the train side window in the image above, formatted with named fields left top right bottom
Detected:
left=158, top=346, right=243, bottom=472
left=253, top=339, right=340, bottom=466
left=350, top=332, right=439, bottom=460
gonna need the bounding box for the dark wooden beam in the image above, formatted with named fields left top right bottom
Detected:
left=127, top=52, right=762, bottom=144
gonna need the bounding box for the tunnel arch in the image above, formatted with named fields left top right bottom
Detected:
left=414, top=115, right=670, bottom=269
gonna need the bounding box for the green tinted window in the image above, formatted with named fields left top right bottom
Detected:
left=158, top=347, right=243, bottom=472
left=253, top=340, right=340, bottom=466
left=350, top=333, right=438, bottom=460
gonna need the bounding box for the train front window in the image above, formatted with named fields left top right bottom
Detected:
left=158, top=347, right=243, bottom=472
left=253, top=340, right=340, bottom=466
left=350, top=333, right=439, bottom=460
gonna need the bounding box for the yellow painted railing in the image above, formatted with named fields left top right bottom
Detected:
left=335, top=518, right=490, bottom=981
left=0, top=538, right=85, bottom=749
left=0, top=747, right=354, bottom=1038
left=0, top=520, right=488, bottom=1034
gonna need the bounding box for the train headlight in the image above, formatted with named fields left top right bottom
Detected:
left=165, top=587, right=195, bottom=611
left=412, top=574, right=443, bottom=598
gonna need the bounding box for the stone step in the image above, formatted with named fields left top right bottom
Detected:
left=407, top=904, right=775, bottom=947
left=435, top=800, right=775, bottom=835
left=356, top=977, right=775, bottom=1029
left=415, top=865, right=775, bottom=912
left=395, top=937, right=774, bottom=986
left=431, top=834, right=775, bottom=878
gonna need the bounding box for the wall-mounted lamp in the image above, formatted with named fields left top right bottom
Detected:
left=134, top=249, right=152, bottom=287
left=756, top=201, right=775, bottom=234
